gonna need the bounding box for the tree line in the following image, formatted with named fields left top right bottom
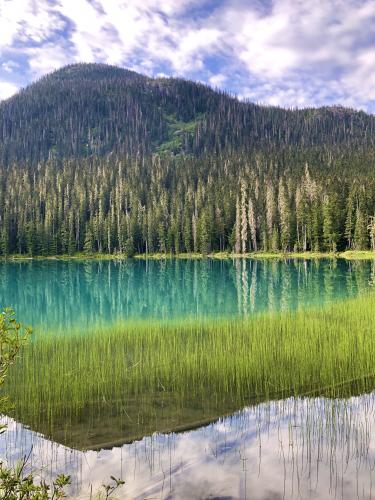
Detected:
left=1, top=148, right=375, bottom=256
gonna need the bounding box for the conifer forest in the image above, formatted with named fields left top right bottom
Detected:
left=1, top=63, right=375, bottom=257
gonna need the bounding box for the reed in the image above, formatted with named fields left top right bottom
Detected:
left=5, top=293, right=375, bottom=449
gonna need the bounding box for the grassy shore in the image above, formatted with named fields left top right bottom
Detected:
left=1, top=250, right=375, bottom=262
left=6, top=292, right=375, bottom=449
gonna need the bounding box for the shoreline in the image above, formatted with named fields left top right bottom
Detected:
left=1, top=250, right=375, bottom=262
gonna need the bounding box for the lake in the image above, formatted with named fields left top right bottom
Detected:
left=1, top=258, right=374, bottom=327
left=1, top=257, right=375, bottom=499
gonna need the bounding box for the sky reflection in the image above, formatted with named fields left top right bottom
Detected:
left=3, top=394, right=375, bottom=499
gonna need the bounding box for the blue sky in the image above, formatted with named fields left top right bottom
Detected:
left=0, top=0, right=374, bottom=112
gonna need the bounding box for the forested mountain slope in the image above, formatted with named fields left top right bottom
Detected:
left=0, top=63, right=375, bottom=257
left=0, top=63, right=374, bottom=164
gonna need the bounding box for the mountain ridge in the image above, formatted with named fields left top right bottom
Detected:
left=0, top=63, right=374, bottom=165
left=3, top=63, right=370, bottom=114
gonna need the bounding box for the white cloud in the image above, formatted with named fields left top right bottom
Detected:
left=1, top=60, right=19, bottom=73
left=0, top=0, right=64, bottom=47
left=209, top=73, right=227, bottom=87
left=25, top=43, right=73, bottom=78
left=233, top=9, right=298, bottom=78
left=0, top=0, right=374, bottom=111
left=0, top=81, right=18, bottom=100
left=209, top=0, right=375, bottom=109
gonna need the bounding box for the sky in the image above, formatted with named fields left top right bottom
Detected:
left=0, top=0, right=374, bottom=112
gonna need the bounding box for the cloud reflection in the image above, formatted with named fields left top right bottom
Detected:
left=3, top=393, right=375, bottom=499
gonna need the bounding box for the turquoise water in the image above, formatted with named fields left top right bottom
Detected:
left=2, top=257, right=375, bottom=498
left=0, top=258, right=374, bottom=329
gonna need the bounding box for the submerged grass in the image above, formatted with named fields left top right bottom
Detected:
left=5, top=293, right=375, bottom=449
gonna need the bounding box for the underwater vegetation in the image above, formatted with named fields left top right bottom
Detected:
left=5, top=292, right=375, bottom=449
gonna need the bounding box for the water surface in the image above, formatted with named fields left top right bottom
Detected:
left=3, top=394, right=375, bottom=499
left=0, top=258, right=374, bottom=329
left=2, top=257, right=375, bottom=498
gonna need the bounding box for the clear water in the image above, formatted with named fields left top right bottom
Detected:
left=3, top=393, right=375, bottom=499
left=0, top=258, right=374, bottom=329
left=2, top=257, right=375, bottom=499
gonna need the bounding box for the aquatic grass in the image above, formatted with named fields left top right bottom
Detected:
left=6, top=292, right=375, bottom=449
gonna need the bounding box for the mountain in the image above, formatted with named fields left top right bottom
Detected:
left=0, top=63, right=374, bottom=165
left=1, top=63, right=375, bottom=258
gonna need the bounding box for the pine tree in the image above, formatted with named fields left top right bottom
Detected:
left=278, top=179, right=290, bottom=252
left=354, top=206, right=368, bottom=250
left=124, top=236, right=135, bottom=257
left=322, top=194, right=339, bottom=252
left=84, top=226, right=94, bottom=254
left=248, top=196, right=257, bottom=251
left=234, top=197, right=241, bottom=254
left=0, top=213, right=9, bottom=256
left=368, top=216, right=375, bottom=252
left=295, top=187, right=307, bottom=251
left=158, top=222, right=166, bottom=254
left=198, top=209, right=211, bottom=255
left=345, top=189, right=356, bottom=249
left=240, top=181, right=248, bottom=254
left=265, top=182, right=275, bottom=251
left=183, top=210, right=192, bottom=253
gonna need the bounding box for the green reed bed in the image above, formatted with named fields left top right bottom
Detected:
left=5, top=293, right=375, bottom=448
